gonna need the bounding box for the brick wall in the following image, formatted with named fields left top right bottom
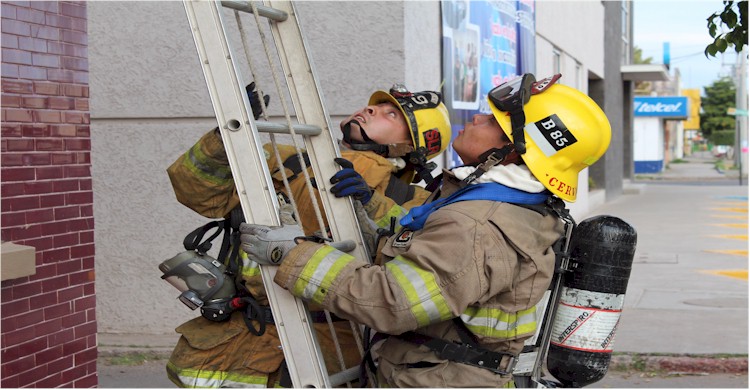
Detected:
left=1, top=1, right=96, bottom=388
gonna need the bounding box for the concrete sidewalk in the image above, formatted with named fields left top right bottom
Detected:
left=97, top=152, right=748, bottom=386
left=586, top=152, right=748, bottom=373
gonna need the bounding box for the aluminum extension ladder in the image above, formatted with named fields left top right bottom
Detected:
left=182, top=1, right=369, bottom=387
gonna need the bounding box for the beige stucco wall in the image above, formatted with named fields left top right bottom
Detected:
left=89, top=1, right=441, bottom=334
left=535, top=1, right=607, bottom=218
left=535, top=1, right=605, bottom=80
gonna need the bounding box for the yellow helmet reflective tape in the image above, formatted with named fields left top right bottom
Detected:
left=488, top=82, right=611, bottom=202
left=369, top=86, right=452, bottom=160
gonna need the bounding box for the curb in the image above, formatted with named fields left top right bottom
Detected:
left=610, top=354, right=748, bottom=375
left=96, top=346, right=748, bottom=376
left=97, top=332, right=177, bottom=360
left=98, top=346, right=173, bottom=360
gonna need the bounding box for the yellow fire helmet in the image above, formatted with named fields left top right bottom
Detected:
left=488, top=74, right=611, bottom=202
left=369, top=85, right=452, bottom=161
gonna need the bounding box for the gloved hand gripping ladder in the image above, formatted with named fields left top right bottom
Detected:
left=182, top=1, right=370, bottom=387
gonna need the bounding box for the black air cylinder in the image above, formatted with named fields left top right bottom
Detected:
left=546, top=215, right=637, bottom=388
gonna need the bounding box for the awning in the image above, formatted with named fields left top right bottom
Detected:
left=621, top=64, right=670, bottom=82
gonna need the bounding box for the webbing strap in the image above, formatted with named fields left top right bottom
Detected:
left=183, top=220, right=224, bottom=254
left=400, top=182, right=549, bottom=231
left=384, top=175, right=416, bottom=206
left=278, top=152, right=311, bottom=182
left=393, top=330, right=518, bottom=375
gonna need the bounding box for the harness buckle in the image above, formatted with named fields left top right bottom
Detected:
left=436, top=342, right=517, bottom=375
left=493, top=354, right=518, bottom=376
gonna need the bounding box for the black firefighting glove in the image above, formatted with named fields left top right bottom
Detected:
left=330, top=158, right=373, bottom=205
left=246, top=82, right=270, bottom=120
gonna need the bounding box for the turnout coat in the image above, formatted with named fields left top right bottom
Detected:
left=164, top=128, right=431, bottom=387
left=275, top=170, right=564, bottom=387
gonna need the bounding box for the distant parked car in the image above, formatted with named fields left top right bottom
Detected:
left=712, top=145, right=733, bottom=159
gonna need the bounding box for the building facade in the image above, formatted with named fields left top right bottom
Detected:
left=1, top=1, right=97, bottom=387
left=1, top=2, right=639, bottom=379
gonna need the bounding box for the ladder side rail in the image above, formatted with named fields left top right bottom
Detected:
left=264, top=0, right=370, bottom=259
left=183, top=1, right=331, bottom=387
left=512, top=291, right=551, bottom=377
left=261, top=1, right=374, bottom=385
left=514, top=217, right=575, bottom=385
left=530, top=218, right=576, bottom=384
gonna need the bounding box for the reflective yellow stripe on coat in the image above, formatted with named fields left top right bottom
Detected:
left=292, top=245, right=353, bottom=304
left=240, top=250, right=261, bottom=279
left=460, top=306, right=538, bottom=339
left=373, top=203, right=409, bottom=230
left=166, top=361, right=268, bottom=388
left=385, top=256, right=453, bottom=327
left=183, top=141, right=233, bottom=184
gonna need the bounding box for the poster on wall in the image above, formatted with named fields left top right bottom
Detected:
left=441, top=0, right=535, bottom=167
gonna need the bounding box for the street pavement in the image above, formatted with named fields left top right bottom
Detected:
left=589, top=152, right=747, bottom=357
left=97, top=151, right=748, bottom=388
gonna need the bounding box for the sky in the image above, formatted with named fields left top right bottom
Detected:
left=632, top=0, right=740, bottom=94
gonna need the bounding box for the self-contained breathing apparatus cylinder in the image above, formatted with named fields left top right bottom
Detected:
left=546, top=215, right=637, bottom=388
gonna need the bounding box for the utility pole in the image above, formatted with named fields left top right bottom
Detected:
left=734, top=47, right=748, bottom=185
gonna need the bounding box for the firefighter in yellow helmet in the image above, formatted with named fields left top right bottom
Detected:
left=238, top=74, right=612, bottom=387
left=164, top=84, right=451, bottom=388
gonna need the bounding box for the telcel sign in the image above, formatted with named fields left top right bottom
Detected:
left=634, top=96, right=689, bottom=118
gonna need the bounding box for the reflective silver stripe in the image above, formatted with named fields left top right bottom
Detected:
left=167, top=361, right=268, bottom=388
left=301, top=248, right=343, bottom=300
left=240, top=250, right=261, bottom=278
left=174, top=373, right=266, bottom=388
left=386, top=257, right=452, bottom=326
left=292, top=245, right=353, bottom=304
left=187, top=144, right=233, bottom=180
left=460, top=306, right=538, bottom=339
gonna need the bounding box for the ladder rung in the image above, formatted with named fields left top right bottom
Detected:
left=220, top=1, right=287, bottom=22
left=328, top=366, right=360, bottom=387
left=256, top=121, right=321, bottom=135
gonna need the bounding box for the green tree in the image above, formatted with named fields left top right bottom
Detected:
left=632, top=46, right=654, bottom=94
left=705, top=0, right=748, bottom=57
left=633, top=46, right=653, bottom=64
left=699, top=77, right=737, bottom=144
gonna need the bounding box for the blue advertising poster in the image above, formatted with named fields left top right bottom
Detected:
left=441, top=0, right=535, bottom=166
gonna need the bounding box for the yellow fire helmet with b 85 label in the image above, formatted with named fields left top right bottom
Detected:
left=488, top=74, right=611, bottom=202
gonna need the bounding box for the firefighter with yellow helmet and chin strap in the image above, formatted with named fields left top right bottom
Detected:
left=162, top=84, right=451, bottom=388
left=238, top=73, right=612, bottom=387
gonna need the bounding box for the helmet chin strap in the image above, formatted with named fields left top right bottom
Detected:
left=406, top=147, right=438, bottom=187
left=342, top=120, right=389, bottom=155
left=459, top=144, right=517, bottom=187
left=341, top=120, right=414, bottom=159
left=341, top=119, right=439, bottom=186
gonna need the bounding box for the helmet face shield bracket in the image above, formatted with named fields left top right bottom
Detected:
left=488, top=73, right=536, bottom=154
